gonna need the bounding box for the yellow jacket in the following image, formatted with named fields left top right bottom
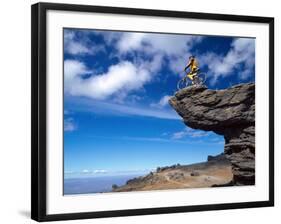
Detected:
left=187, top=58, right=199, bottom=71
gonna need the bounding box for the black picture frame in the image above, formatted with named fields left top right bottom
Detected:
left=31, top=2, right=274, bottom=222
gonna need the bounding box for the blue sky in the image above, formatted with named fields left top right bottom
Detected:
left=63, top=28, right=255, bottom=178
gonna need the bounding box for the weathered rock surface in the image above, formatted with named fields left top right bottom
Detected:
left=169, top=83, right=255, bottom=185
left=207, top=153, right=227, bottom=162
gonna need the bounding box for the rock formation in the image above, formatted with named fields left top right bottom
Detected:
left=169, top=83, right=255, bottom=185
left=207, top=153, right=227, bottom=162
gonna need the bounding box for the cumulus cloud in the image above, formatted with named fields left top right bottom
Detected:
left=172, top=127, right=210, bottom=139
left=97, top=30, right=123, bottom=45
left=151, top=95, right=171, bottom=108
left=64, top=60, right=91, bottom=81
left=64, top=51, right=165, bottom=101
left=99, top=31, right=203, bottom=74
left=116, top=32, right=202, bottom=56
left=200, top=38, right=255, bottom=85
left=64, top=118, right=76, bottom=132
left=64, top=31, right=90, bottom=55
left=117, top=32, right=147, bottom=53
left=65, top=59, right=152, bottom=100
left=100, top=32, right=254, bottom=85
left=64, top=30, right=105, bottom=55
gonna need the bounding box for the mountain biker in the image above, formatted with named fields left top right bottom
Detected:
left=184, top=55, right=200, bottom=84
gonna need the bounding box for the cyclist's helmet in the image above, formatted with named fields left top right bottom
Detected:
left=189, top=55, right=195, bottom=59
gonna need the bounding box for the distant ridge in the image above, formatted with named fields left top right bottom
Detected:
left=113, top=155, right=232, bottom=192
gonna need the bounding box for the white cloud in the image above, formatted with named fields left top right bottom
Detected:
left=200, top=38, right=255, bottom=85
left=64, top=52, right=165, bottom=101
left=97, top=30, right=123, bottom=45
left=64, top=30, right=105, bottom=55
left=139, top=53, right=164, bottom=74
left=100, top=31, right=203, bottom=75
left=64, top=60, right=91, bottom=81
left=64, top=118, right=76, bottom=132
left=90, top=134, right=222, bottom=145
left=69, top=97, right=180, bottom=120
left=116, top=32, right=202, bottom=56
left=93, top=169, right=107, bottom=174
left=189, top=131, right=210, bottom=138
left=172, top=130, right=187, bottom=140
left=123, top=136, right=181, bottom=143
left=79, top=169, right=108, bottom=175
left=65, top=40, right=90, bottom=55
left=116, top=33, right=203, bottom=74
left=117, top=32, right=147, bottom=53
left=172, top=127, right=210, bottom=139
left=151, top=95, right=171, bottom=108
left=65, top=59, right=152, bottom=100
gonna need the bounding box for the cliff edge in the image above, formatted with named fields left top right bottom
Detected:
left=169, top=83, right=255, bottom=185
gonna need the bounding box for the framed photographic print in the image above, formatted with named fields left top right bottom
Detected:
left=31, top=2, right=274, bottom=222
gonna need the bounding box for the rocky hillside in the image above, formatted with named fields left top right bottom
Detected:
left=169, top=83, right=255, bottom=185
left=113, top=157, right=232, bottom=192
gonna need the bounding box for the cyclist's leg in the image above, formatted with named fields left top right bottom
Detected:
left=190, top=69, right=198, bottom=84
left=192, top=68, right=199, bottom=77
left=187, top=72, right=194, bottom=80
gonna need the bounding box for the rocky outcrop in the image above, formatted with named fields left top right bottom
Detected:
left=207, top=153, right=227, bottom=162
left=169, top=83, right=255, bottom=185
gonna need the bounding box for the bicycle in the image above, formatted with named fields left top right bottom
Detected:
left=177, top=71, right=206, bottom=90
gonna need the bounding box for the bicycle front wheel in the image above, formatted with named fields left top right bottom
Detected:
left=195, top=73, right=206, bottom=85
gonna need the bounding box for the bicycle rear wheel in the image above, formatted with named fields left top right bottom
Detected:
left=177, top=77, right=189, bottom=90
